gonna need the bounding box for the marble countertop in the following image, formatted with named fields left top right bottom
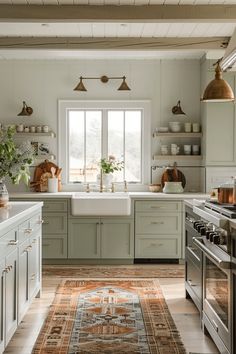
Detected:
left=10, top=192, right=209, bottom=200
left=0, top=201, right=43, bottom=231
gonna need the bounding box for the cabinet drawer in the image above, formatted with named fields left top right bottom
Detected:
left=135, top=213, right=181, bottom=234
left=135, top=236, right=180, bottom=258
left=0, top=229, right=18, bottom=258
left=29, top=212, right=42, bottom=232
left=135, top=201, right=181, bottom=213
left=43, top=200, right=68, bottom=213
left=43, top=213, right=67, bottom=234
left=18, top=212, right=42, bottom=243
left=42, top=235, right=67, bottom=259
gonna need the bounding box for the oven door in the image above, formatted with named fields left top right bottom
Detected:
left=193, top=237, right=231, bottom=353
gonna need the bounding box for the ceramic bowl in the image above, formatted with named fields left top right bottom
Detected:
left=168, top=122, right=182, bottom=133
left=158, top=127, right=169, bottom=133
left=149, top=184, right=162, bottom=193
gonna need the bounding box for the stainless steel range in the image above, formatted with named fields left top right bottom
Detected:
left=185, top=201, right=234, bottom=354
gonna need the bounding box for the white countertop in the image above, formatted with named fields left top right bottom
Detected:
left=10, top=192, right=209, bottom=200
left=0, top=201, right=43, bottom=231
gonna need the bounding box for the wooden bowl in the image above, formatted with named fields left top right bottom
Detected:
left=149, top=184, right=161, bottom=193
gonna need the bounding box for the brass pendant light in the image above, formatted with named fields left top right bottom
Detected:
left=117, top=76, right=131, bottom=91
left=202, top=62, right=234, bottom=102
left=17, top=101, right=33, bottom=116
left=74, top=76, right=87, bottom=92
left=172, top=100, right=186, bottom=115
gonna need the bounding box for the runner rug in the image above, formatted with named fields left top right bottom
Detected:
left=32, top=279, right=186, bottom=354
left=43, top=265, right=184, bottom=278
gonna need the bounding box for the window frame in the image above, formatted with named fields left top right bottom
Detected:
left=58, top=100, right=151, bottom=190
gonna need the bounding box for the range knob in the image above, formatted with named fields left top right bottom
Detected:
left=197, top=223, right=205, bottom=232
left=199, top=226, right=206, bottom=236
left=212, top=235, right=220, bottom=245
left=206, top=230, right=212, bottom=240
left=193, top=221, right=202, bottom=230
left=209, top=232, right=217, bottom=242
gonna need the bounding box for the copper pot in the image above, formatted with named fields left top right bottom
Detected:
left=218, top=186, right=234, bottom=204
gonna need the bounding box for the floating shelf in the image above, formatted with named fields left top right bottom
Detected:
left=34, top=154, right=56, bottom=162
left=153, top=132, right=202, bottom=138
left=153, top=155, right=202, bottom=161
left=15, top=131, right=56, bottom=138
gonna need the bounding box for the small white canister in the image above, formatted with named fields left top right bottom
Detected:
left=48, top=178, right=58, bottom=193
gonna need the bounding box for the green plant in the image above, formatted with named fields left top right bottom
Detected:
left=99, top=155, right=124, bottom=174
left=0, top=127, right=34, bottom=184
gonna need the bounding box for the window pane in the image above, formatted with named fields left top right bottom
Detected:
left=68, top=111, right=85, bottom=183
left=125, top=111, right=142, bottom=182
left=85, top=111, right=102, bottom=182
left=108, top=111, right=124, bottom=182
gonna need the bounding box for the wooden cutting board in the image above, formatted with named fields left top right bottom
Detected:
left=30, top=160, right=62, bottom=192
left=161, top=167, right=186, bottom=188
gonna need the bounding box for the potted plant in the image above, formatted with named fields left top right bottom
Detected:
left=0, top=126, right=34, bottom=207
left=99, top=155, right=124, bottom=187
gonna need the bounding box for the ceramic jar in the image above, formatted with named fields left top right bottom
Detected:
left=163, top=181, right=184, bottom=194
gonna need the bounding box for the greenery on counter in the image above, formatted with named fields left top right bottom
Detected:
left=0, top=126, right=35, bottom=184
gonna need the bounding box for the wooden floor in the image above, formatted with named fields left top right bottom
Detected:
left=4, top=265, right=219, bottom=354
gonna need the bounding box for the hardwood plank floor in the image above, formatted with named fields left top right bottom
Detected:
left=4, top=265, right=219, bottom=354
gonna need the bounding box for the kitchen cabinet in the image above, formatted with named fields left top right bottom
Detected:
left=0, top=203, right=42, bottom=354
left=202, top=96, right=236, bottom=166
left=135, top=200, right=182, bottom=259
left=68, top=217, right=134, bottom=260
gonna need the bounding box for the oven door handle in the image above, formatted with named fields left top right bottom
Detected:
left=193, top=237, right=231, bottom=269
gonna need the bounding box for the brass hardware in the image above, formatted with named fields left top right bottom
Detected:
left=150, top=221, right=164, bottom=225
left=124, top=180, right=128, bottom=192
left=111, top=182, right=115, bottom=193
left=17, top=101, right=33, bottom=116
left=8, top=240, right=18, bottom=245
left=38, top=219, right=44, bottom=224
left=74, top=75, right=131, bottom=92
left=172, top=100, right=186, bottom=115
left=24, top=228, right=33, bottom=234
left=31, top=274, right=36, bottom=280
left=202, top=62, right=234, bottom=102
left=86, top=183, right=90, bottom=193
left=100, top=169, right=103, bottom=193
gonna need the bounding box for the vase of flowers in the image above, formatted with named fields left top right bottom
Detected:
left=0, top=127, right=34, bottom=207
left=98, top=155, right=124, bottom=188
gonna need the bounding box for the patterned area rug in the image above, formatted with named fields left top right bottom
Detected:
left=32, top=279, right=186, bottom=354
left=43, top=265, right=184, bottom=278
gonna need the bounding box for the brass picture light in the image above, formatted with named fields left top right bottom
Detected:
left=74, top=75, right=131, bottom=92
left=17, top=101, right=33, bottom=116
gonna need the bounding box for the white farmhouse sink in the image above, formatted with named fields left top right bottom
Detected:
left=71, top=192, right=131, bottom=216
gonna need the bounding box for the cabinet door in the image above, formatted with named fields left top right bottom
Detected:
left=5, top=249, right=17, bottom=346
left=68, top=219, right=100, bottom=258
left=0, top=261, right=5, bottom=354
left=18, top=239, right=30, bottom=322
left=28, top=234, right=40, bottom=299
left=101, top=219, right=134, bottom=259
left=43, top=213, right=67, bottom=234
left=42, top=235, right=67, bottom=259
left=205, top=103, right=236, bottom=165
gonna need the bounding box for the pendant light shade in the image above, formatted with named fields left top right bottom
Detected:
left=117, top=76, right=131, bottom=91
left=17, top=101, right=33, bottom=116
left=202, top=63, right=234, bottom=102
left=74, top=77, right=87, bottom=92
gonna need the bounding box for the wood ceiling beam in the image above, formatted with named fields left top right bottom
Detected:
left=0, top=37, right=228, bottom=50
left=0, top=5, right=236, bottom=23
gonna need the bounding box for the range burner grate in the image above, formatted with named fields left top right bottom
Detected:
left=205, top=201, right=236, bottom=219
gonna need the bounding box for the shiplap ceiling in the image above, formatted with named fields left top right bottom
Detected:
left=0, top=2, right=235, bottom=58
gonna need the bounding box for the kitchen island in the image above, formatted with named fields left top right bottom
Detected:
left=0, top=201, right=43, bottom=354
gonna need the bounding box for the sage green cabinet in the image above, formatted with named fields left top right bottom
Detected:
left=69, top=219, right=100, bottom=259
left=5, top=249, right=18, bottom=346
left=68, top=217, right=134, bottom=260
left=42, top=235, right=67, bottom=259
left=135, top=200, right=182, bottom=259
left=43, top=213, right=67, bottom=234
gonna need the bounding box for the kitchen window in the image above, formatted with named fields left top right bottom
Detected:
left=58, top=100, right=151, bottom=187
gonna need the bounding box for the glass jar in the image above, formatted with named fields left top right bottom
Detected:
left=0, top=180, right=9, bottom=208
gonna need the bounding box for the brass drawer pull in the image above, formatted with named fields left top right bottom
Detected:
left=8, top=240, right=18, bottom=245
left=2, top=267, right=9, bottom=274
left=150, top=221, right=164, bottom=225
left=38, top=219, right=44, bottom=224
left=150, top=243, right=164, bottom=247
left=24, top=228, right=33, bottom=234
left=150, top=206, right=161, bottom=209
left=31, top=274, right=36, bottom=280
left=27, top=245, right=32, bottom=251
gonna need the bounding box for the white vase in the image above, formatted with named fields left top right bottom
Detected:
left=0, top=179, right=9, bottom=207
left=102, top=173, right=113, bottom=189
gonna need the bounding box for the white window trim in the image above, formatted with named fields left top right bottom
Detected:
left=58, top=100, right=151, bottom=191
